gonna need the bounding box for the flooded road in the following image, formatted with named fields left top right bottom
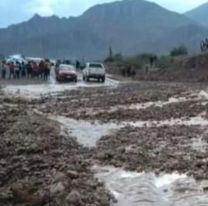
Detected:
left=2, top=76, right=208, bottom=206
left=2, top=73, right=119, bottom=98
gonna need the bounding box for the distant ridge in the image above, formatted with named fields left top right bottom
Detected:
left=185, top=2, right=208, bottom=27
left=0, top=0, right=207, bottom=59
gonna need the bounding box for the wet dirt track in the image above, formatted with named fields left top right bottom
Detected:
left=2, top=77, right=208, bottom=206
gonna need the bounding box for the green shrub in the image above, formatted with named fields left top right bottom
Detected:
left=170, top=46, right=188, bottom=57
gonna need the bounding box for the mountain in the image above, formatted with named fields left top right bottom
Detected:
left=185, top=2, right=208, bottom=27
left=153, top=23, right=208, bottom=53
left=79, top=0, right=196, bottom=55
left=0, top=0, right=207, bottom=59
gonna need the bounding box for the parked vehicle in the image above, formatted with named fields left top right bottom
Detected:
left=6, top=54, right=27, bottom=64
left=56, top=64, right=77, bottom=82
left=83, top=62, right=106, bottom=82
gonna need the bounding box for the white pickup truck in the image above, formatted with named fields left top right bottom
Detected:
left=83, top=62, right=106, bottom=83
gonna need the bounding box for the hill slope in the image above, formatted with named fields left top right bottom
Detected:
left=185, top=2, right=208, bottom=27
left=0, top=0, right=207, bottom=59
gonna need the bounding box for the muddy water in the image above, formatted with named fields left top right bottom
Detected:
left=198, top=90, right=208, bottom=100
left=50, top=116, right=122, bottom=147
left=49, top=114, right=208, bottom=147
left=48, top=114, right=208, bottom=206
left=109, top=96, right=190, bottom=112
left=92, top=165, right=208, bottom=206
left=106, top=90, right=208, bottom=113
left=127, top=116, right=208, bottom=127
left=2, top=74, right=119, bottom=98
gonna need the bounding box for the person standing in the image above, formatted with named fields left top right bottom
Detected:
left=76, top=60, right=80, bottom=70
left=43, top=60, right=50, bottom=81
left=43, top=61, right=48, bottom=81
left=0, top=60, right=2, bottom=79
left=9, top=62, right=15, bottom=79
left=1, top=61, right=7, bottom=79
left=21, top=62, right=26, bottom=78
left=26, top=62, right=32, bottom=79
left=14, top=61, right=20, bottom=79
left=32, top=62, right=39, bottom=79
left=39, top=60, right=45, bottom=79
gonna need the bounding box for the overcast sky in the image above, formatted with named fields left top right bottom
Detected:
left=0, top=0, right=207, bottom=28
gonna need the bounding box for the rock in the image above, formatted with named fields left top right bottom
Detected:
left=96, top=152, right=106, bottom=160
left=71, top=179, right=79, bottom=187
left=116, top=146, right=125, bottom=154
left=85, top=205, right=96, bottom=206
left=0, top=159, right=7, bottom=166
left=50, top=182, right=65, bottom=195
left=65, top=190, right=83, bottom=206
left=0, top=189, right=13, bottom=201
left=66, top=170, right=79, bottom=179
left=30, top=143, right=39, bottom=150
left=97, top=195, right=110, bottom=205
left=53, top=172, right=67, bottom=183
left=11, top=185, right=45, bottom=205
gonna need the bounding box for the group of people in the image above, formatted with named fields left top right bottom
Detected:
left=0, top=59, right=51, bottom=80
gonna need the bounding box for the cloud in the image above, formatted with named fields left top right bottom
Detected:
left=28, top=0, right=59, bottom=16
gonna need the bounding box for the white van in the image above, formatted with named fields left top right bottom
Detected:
left=83, top=62, right=106, bottom=82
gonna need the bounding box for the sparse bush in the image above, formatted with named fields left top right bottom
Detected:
left=200, top=38, right=208, bottom=52
left=104, top=52, right=123, bottom=63
left=170, top=46, right=188, bottom=57
left=105, top=53, right=158, bottom=78
left=156, top=55, right=173, bottom=69
left=105, top=52, right=157, bottom=67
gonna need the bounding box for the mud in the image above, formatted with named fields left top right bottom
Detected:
left=61, top=100, right=208, bottom=122
left=0, top=103, right=111, bottom=206
left=94, top=126, right=208, bottom=179
left=38, top=84, right=188, bottom=120
left=2, top=80, right=208, bottom=206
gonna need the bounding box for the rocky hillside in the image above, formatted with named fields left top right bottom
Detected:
left=185, top=2, right=208, bottom=27
left=136, top=53, right=208, bottom=82
left=0, top=0, right=207, bottom=59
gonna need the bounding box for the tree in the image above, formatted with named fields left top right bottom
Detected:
left=109, top=46, right=113, bottom=59
left=104, top=49, right=123, bottom=63
left=170, top=46, right=188, bottom=57
left=104, top=46, right=114, bottom=62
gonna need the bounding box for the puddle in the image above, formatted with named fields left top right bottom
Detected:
left=50, top=115, right=122, bottom=147
left=92, top=165, right=208, bottom=206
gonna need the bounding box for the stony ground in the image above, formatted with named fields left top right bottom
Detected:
left=1, top=81, right=208, bottom=205
left=0, top=96, right=111, bottom=206
left=94, top=125, right=208, bottom=179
